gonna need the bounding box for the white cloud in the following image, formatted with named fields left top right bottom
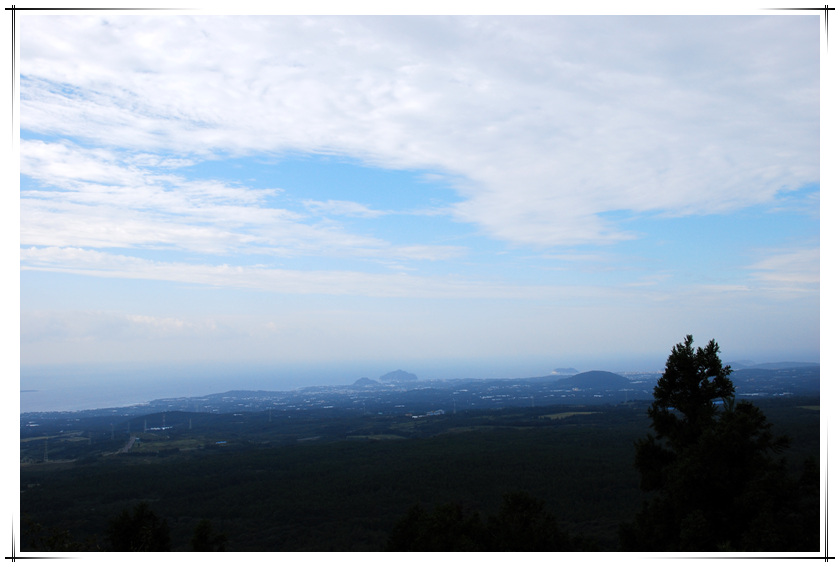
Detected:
left=14, top=13, right=821, bottom=371
left=20, top=15, right=818, bottom=248
left=303, top=199, right=388, bottom=218
left=21, top=310, right=221, bottom=343
left=20, top=245, right=616, bottom=300
left=747, top=247, right=820, bottom=293
left=390, top=245, right=465, bottom=261
left=20, top=139, right=464, bottom=261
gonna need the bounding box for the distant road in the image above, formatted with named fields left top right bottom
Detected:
left=118, top=436, right=137, bottom=454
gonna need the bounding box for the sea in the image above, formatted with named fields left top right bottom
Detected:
left=19, top=362, right=361, bottom=414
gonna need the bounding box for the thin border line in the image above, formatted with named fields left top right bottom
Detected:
left=764, top=5, right=834, bottom=48
left=5, top=6, right=184, bottom=9
left=7, top=6, right=183, bottom=554
left=5, top=522, right=74, bottom=561
left=4, top=6, right=182, bottom=556
left=9, top=4, right=12, bottom=147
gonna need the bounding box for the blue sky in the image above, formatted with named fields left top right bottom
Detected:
left=17, top=8, right=823, bottom=396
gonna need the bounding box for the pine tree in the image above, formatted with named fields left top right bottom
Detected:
left=621, top=335, right=815, bottom=551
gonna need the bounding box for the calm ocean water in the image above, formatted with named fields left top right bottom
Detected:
left=19, top=362, right=353, bottom=413
left=21, top=385, right=178, bottom=413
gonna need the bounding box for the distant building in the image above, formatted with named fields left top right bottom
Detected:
left=412, top=409, right=445, bottom=419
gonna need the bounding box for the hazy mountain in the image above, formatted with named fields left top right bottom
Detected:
left=727, top=360, right=757, bottom=370
left=731, top=365, right=820, bottom=395
left=557, top=370, right=631, bottom=390
left=728, top=360, right=819, bottom=371
left=352, top=377, right=380, bottom=388
left=380, top=370, right=419, bottom=383
left=746, top=362, right=819, bottom=370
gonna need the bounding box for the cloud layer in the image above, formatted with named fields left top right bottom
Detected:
left=21, top=15, right=818, bottom=249
left=17, top=14, right=821, bottom=369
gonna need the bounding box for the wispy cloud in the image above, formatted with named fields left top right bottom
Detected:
left=21, top=139, right=462, bottom=262
left=21, top=16, right=817, bottom=248
left=19, top=246, right=545, bottom=299
left=21, top=310, right=221, bottom=343
left=17, top=14, right=821, bottom=369
left=303, top=199, right=389, bottom=218
left=747, top=247, right=820, bottom=293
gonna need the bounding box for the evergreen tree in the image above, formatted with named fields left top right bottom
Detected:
left=621, top=335, right=817, bottom=552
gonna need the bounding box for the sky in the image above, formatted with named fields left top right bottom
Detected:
left=13, top=5, right=826, bottom=405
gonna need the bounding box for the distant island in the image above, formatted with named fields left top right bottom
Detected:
left=19, top=363, right=820, bottom=418
left=379, top=370, right=419, bottom=383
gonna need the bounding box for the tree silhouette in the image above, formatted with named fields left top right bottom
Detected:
left=385, top=492, right=593, bottom=551
left=485, top=491, right=571, bottom=551
left=621, top=335, right=817, bottom=551
left=20, top=513, right=99, bottom=552
left=106, top=502, right=171, bottom=552
left=385, top=502, right=486, bottom=551
left=191, top=519, right=227, bottom=552
left=648, top=335, right=735, bottom=450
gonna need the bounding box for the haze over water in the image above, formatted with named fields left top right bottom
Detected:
left=20, top=354, right=670, bottom=413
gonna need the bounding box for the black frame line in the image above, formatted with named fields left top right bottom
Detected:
left=761, top=11, right=837, bottom=561
left=6, top=525, right=73, bottom=561
left=5, top=4, right=832, bottom=560
left=6, top=4, right=189, bottom=142
left=765, top=5, right=834, bottom=48
left=5, top=6, right=184, bottom=9
left=9, top=4, right=12, bottom=146
left=7, top=5, right=185, bottom=558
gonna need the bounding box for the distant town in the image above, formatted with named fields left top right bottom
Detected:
left=21, top=363, right=819, bottom=423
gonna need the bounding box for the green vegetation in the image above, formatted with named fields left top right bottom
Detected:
left=106, top=502, right=171, bottom=551
left=20, top=404, right=652, bottom=550
left=20, top=393, right=819, bottom=552
left=621, top=335, right=819, bottom=552
left=385, top=491, right=598, bottom=551
left=190, top=519, right=227, bottom=552
left=19, top=340, right=820, bottom=552
left=541, top=411, right=598, bottom=420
